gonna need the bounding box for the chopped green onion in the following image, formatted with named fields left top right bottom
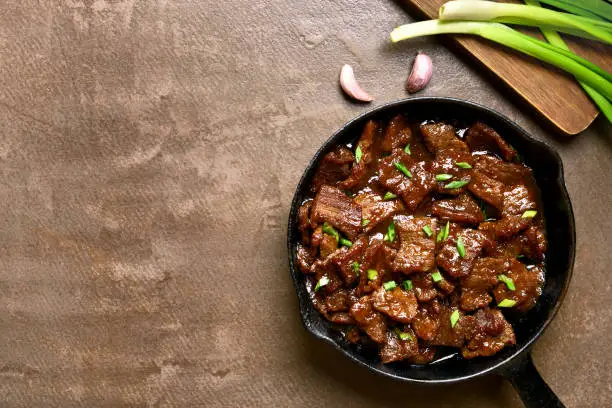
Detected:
left=437, top=221, right=450, bottom=242
left=431, top=271, right=443, bottom=282
left=498, top=298, right=517, bottom=308
left=315, top=276, right=329, bottom=292
left=456, top=236, right=466, bottom=258
left=456, top=162, right=472, bottom=169
left=383, top=281, right=397, bottom=291
left=422, top=225, right=433, bottom=237
left=404, top=144, right=411, bottom=155
left=352, top=261, right=360, bottom=273
left=498, top=274, right=516, bottom=291
left=522, top=210, right=538, bottom=218
left=322, top=222, right=339, bottom=241
left=517, top=254, right=525, bottom=259
left=383, top=192, right=397, bottom=200
left=355, top=146, right=363, bottom=163
left=367, top=269, right=378, bottom=281
left=383, top=221, right=396, bottom=243
left=390, top=21, right=612, bottom=103
left=450, top=309, right=460, bottom=328
left=339, top=238, right=352, bottom=248
left=362, top=219, right=370, bottom=227
left=394, top=327, right=414, bottom=342
left=402, top=280, right=413, bottom=291
left=394, top=162, right=413, bottom=178
left=445, top=179, right=470, bottom=189
left=435, top=173, right=453, bottom=181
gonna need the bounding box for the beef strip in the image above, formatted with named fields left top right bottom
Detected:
left=431, top=194, right=484, bottom=225
left=436, top=228, right=493, bottom=278
left=372, top=286, right=418, bottom=323
left=430, top=149, right=473, bottom=195
left=411, top=300, right=441, bottom=342
left=381, top=115, right=412, bottom=152
left=380, top=327, right=419, bottom=363
left=339, top=120, right=378, bottom=189
left=493, top=260, right=544, bottom=312
left=319, top=233, right=338, bottom=258
left=392, top=216, right=438, bottom=274
left=495, top=184, right=538, bottom=238
left=327, top=312, right=356, bottom=325
left=323, top=289, right=352, bottom=312
left=377, top=149, right=435, bottom=211
left=486, top=223, right=546, bottom=262
left=298, top=201, right=313, bottom=244
left=465, top=121, right=516, bottom=161
left=310, top=185, right=362, bottom=239
left=349, top=295, right=387, bottom=343
left=460, top=257, right=510, bottom=311
left=468, top=169, right=506, bottom=210
left=354, top=190, right=404, bottom=233
left=332, top=237, right=367, bottom=285
left=411, top=272, right=439, bottom=302
left=413, top=302, right=468, bottom=347
left=311, top=146, right=354, bottom=192
left=462, top=308, right=515, bottom=359
left=420, top=122, right=469, bottom=154
left=357, top=236, right=388, bottom=294
left=475, top=155, right=531, bottom=185
left=408, top=345, right=437, bottom=364
left=296, top=244, right=316, bottom=274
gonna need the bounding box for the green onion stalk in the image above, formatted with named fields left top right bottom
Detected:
left=390, top=20, right=612, bottom=103
left=535, top=0, right=612, bottom=22
left=438, top=1, right=612, bottom=43
left=525, top=0, right=612, bottom=122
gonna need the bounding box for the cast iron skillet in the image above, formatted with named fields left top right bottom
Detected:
left=287, top=97, right=575, bottom=408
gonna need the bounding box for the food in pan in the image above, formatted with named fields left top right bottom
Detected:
left=296, top=116, right=546, bottom=364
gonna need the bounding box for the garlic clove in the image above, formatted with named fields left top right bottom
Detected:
left=406, top=52, right=433, bottom=93
left=339, top=64, right=374, bottom=102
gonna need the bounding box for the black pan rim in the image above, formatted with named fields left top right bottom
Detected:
left=287, top=96, right=575, bottom=384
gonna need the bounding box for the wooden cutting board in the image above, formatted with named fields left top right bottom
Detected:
left=399, top=0, right=612, bottom=135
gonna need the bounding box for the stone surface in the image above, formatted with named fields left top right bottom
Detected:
left=0, top=0, right=610, bottom=407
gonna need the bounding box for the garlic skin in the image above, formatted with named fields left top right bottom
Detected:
left=339, top=64, right=374, bottom=102
left=406, top=52, right=432, bottom=93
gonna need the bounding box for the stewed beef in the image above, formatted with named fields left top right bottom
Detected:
left=300, top=116, right=546, bottom=365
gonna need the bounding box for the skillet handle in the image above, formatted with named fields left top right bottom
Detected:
left=502, top=352, right=565, bottom=408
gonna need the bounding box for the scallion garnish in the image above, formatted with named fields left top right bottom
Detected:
left=383, top=221, right=396, bottom=243
left=445, top=179, right=470, bottom=189
left=314, top=276, right=329, bottom=292
left=394, top=327, right=414, bottom=342
left=383, top=281, right=397, bottom=291
left=367, top=269, right=378, bottom=281
left=498, top=298, right=517, bottom=308
left=339, top=238, right=352, bottom=248
left=435, top=173, right=453, bottom=181
left=322, top=222, right=339, bottom=241
left=522, top=210, right=538, bottom=218
left=355, top=145, right=363, bottom=163
left=352, top=261, right=360, bottom=274
left=362, top=219, right=370, bottom=227
left=422, top=225, right=433, bottom=237
left=498, top=274, right=516, bottom=291
left=402, top=280, right=413, bottom=291
left=383, top=191, right=397, bottom=200
left=431, top=270, right=443, bottom=282
left=437, top=221, right=450, bottom=242
left=404, top=144, right=411, bottom=155
left=450, top=309, right=460, bottom=328
left=517, top=254, right=525, bottom=259
left=394, top=162, right=413, bottom=178
left=456, top=236, right=466, bottom=258
left=456, top=162, right=472, bottom=169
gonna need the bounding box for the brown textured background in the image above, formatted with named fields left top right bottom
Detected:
left=0, top=1, right=610, bottom=407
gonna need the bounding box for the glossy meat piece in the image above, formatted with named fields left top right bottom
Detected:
left=354, top=190, right=404, bottom=233
left=431, top=194, right=484, bottom=225
left=339, top=120, right=378, bottom=189
left=381, top=115, right=412, bottom=152
left=323, top=289, right=352, bottom=312
left=468, top=170, right=505, bottom=210
left=420, top=122, right=469, bottom=154
left=414, top=303, right=468, bottom=348
left=430, top=149, right=473, bottom=195
left=311, top=185, right=362, bottom=239
left=411, top=272, right=439, bottom=302
left=408, top=345, right=437, bottom=364
left=523, top=223, right=547, bottom=261
left=465, top=121, right=516, bottom=161
left=349, top=296, right=387, bottom=343
left=462, top=308, right=515, bottom=359
left=296, top=244, right=316, bottom=274
left=357, top=236, right=387, bottom=294
left=412, top=300, right=441, bottom=341
left=460, top=257, right=510, bottom=311
left=475, top=155, right=531, bottom=185
left=392, top=216, right=438, bottom=274
left=380, top=328, right=418, bottom=363
left=312, top=256, right=344, bottom=295
left=436, top=229, right=493, bottom=278
left=332, top=237, right=367, bottom=285
left=377, top=149, right=435, bottom=211
left=493, top=260, right=544, bottom=312
left=311, top=146, right=354, bottom=192
left=298, top=201, right=312, bottom=244
left=328, top=312, right=356, bottom=325
left=319, top=233, right=338, bottom=258
left=372, top=286, right=418, bottom=323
